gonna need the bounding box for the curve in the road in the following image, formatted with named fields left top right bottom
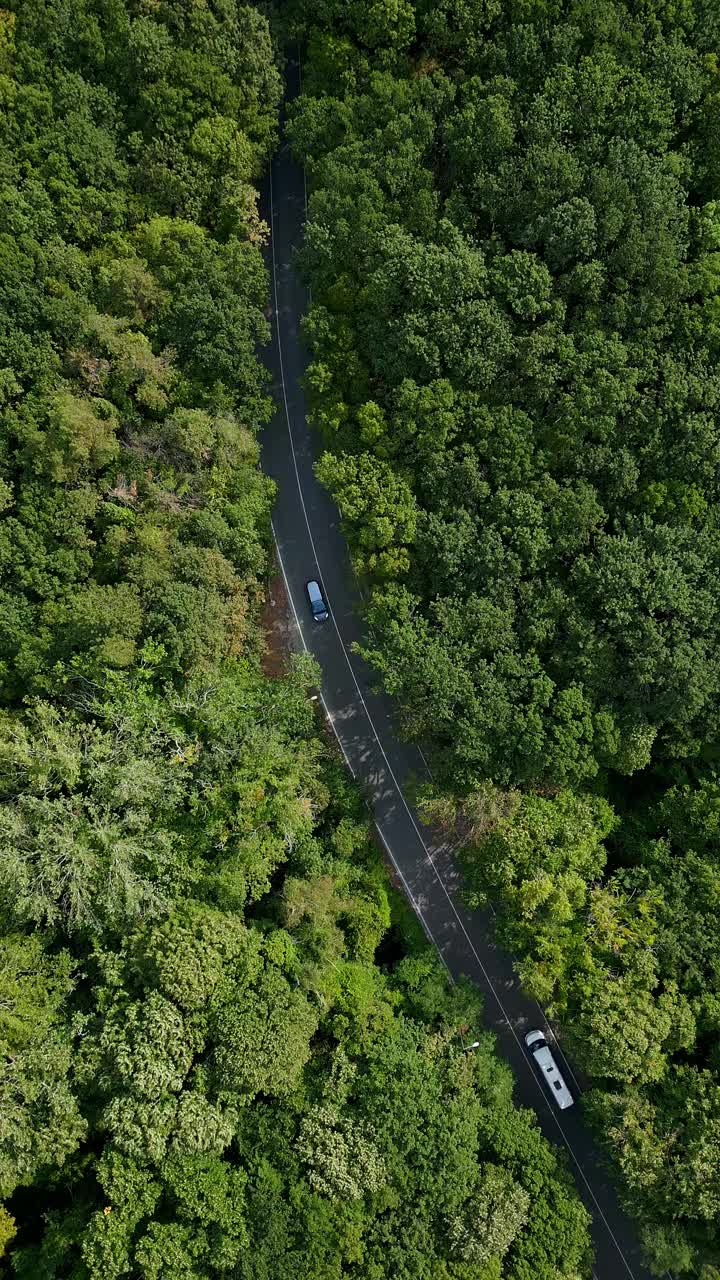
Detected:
left=260, top=53, right=658, bottom=1280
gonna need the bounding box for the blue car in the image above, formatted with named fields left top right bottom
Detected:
left=306, top=579, right=329, bottom=623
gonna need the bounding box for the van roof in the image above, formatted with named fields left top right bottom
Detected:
left=532, top=1044, right=573, bottom=1108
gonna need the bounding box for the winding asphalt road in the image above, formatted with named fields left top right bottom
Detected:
left=260, top=55, right=658, bottom=1280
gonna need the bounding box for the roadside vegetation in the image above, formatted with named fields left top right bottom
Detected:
left=0, top=2, right=592, bottom=1277
left=286, top=1, right=720, bottom=1274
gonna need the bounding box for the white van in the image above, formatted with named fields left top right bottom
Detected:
left=525, top=1029, right=574, bottom=1110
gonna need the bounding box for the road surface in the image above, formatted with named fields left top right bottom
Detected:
left=259, top=55, right=658, bottom=1280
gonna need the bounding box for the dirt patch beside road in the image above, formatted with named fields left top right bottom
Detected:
left=260, top=560, right=297, bottom=678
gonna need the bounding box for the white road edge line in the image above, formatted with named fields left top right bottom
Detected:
left=416, top=744, right=434, bottom=778
left=269, top=151, right=638, bottom=1280
left=414, top=736, right=581, bottom=1092
left=270, top=524, right=354, bottom=780
left=272, top=527, right=450, bottom=970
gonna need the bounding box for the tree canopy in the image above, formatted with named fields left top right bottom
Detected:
left=0, top=3, right=592, bottom=1278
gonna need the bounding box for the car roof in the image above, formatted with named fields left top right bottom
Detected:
left=306, top=579, right=322, bottom=600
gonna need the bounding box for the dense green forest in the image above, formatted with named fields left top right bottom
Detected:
left=287, top=0, right=720, bottom=1274
left=0, top=2, right=593, bottom=1277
